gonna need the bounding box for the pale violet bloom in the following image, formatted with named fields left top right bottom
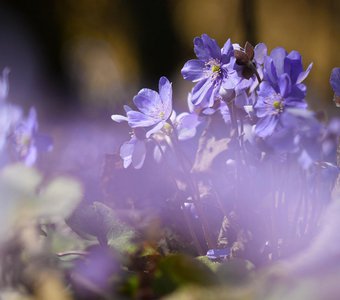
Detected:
left=112, top=76, right=172, bottom=138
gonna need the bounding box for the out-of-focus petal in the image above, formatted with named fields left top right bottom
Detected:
left=330, top=68, right=340, bottom=96
left=120, top=139, right=135, bottom=168
left=132, top=139, right=146, bottom=169
left=255, top=115, right=278, bottom=137
left=111, top=114, right=128, bottom=123
left=254, top=43, right=267, bottom=65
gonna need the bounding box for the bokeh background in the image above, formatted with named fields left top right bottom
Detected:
left=0, top=0, right=339, bottom=117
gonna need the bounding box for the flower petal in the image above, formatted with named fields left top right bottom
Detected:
left=254, top=43, right=267, bottom=65
left=158, top=76, right=173, bottom=119
left=146, top=120, right=165, bottom=138
left=270, top=47, right=287, bottom=77
left=221, top=39, right=233, bottom=63
left=133, top=88, right=162, bottom=116
left=132, top=139, right=146, bottom=169
left=330, top=68, right=340, bottom=96
left=198, top=34, right=221, bottom=60
left=181, top=59, right=206, bottom=82
left=111, top=114, right=128, bottom=123
left=296, top=62, right=313, bottom=84
left=278, top=73, right=292, bottom=97
left=255, top=115, right=278, bottom=137
left=120, top=139, right=135, bottom=168
left=127, top=111, right=157, bottom=128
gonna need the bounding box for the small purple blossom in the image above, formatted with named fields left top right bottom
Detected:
left=181, top=34, right=241, bottom=108
left=112, top=77, right=173, bottom=138
left=254, top=47, right=312, bottom=137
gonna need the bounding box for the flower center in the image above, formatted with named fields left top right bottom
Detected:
left=273, top=101, right=282, bottom=110
left=212, top=65, right=220, bottom=73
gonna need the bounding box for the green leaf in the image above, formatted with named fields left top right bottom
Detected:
left=153, top=254, right=216, bottom=296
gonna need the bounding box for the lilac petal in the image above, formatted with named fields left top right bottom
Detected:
left=24, top=146, right=37, bottom=166
left=120, top=139, right=135, bottom=168
left=133, top=88, right=162, bottom=116
left=278, top=73, right=292, bottom=97
left=330, top=68, right=340, bottom=96
left=270, top=47, right=287, bottom=77
left=191, top=78, right=214, bottom=107
left=146, top=121, right=165, bottom=138
left=297, top=62, right=313, bottom=84
left=286, top=50, right=302, bottom=81
left=111, top=114, right=128, bottom=123
left=254, top=43, right=267, bottom=65
left=221, top=69, right=241, bottom=89
left=264, top=56, right=277, bottom=84
left=193, top=36, right=209, bottom=60
left=181, top=59, right=205, bottom=82
left=132, top=139, right=146, bottom=169
left=285, top=97, right=307, bottom=109
left=158, top=76, right=173, bottom=119
left=221, top=39, right=233, bottom=63
left=234, top=90, right=248, bottom=108
left=123, top=105, right=132, bottom=112
left=201, top=34, right=221, bottom=60
left=127, top=111, right=157, bottom=128
left=257, top=81, right=276, bottom=98
left=177, top=113, right=200, bottom=140
left=255, top=115, right=278, bottom=137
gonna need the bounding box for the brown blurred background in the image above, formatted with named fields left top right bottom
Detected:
left=0, top=0, right=339, bottom=119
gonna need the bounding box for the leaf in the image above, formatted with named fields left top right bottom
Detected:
left=67, top=201, right=136, bottom=251
left=153, top=254, right=216, bottom=296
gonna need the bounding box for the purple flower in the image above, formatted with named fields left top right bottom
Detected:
left=330, top=68, right=340, bottom=107
left=181, top=34, right=241, bottom=108
left=112, top=77, right=172, bottom=138
left=254, top=47, right=312, bottom=137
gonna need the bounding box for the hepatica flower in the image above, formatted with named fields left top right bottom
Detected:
left=181, top=34, right=241, bottom=108
left=254, top=47, right=313, bottom=137
left=112, top=76, right=172, bottom=138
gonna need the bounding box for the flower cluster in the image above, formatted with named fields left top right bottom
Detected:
left=112, top=34, right=338, bottom=171
left=0, top=68, right=52, bottom=166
